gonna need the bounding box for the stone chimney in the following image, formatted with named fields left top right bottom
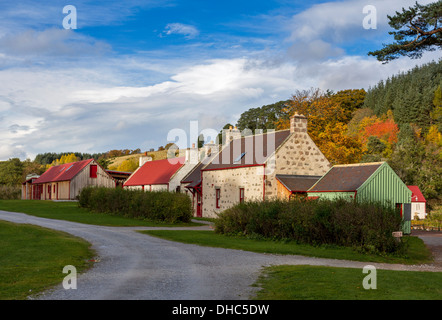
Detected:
left=139, top=152, right=152, bottom=167
left=290, top=113, right=308, bottom=133
left=204, top=140, right=216, bottom=158
left=224, top=125, right=241, bottom=145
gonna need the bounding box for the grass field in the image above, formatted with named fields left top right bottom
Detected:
left=0, top=200, right=203, bottom=227
left=142, top=230, right=434, bottom=265
left=1, top=200, right=439, bottom=300
left=0, top=220, right=94, bottom=300
left=252, top=265, right=442, bottom=300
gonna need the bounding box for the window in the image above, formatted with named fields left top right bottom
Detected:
left=216, top=188, right=221, bottom=208
left=239, top=188, right=245, bottom=203
left=90, top=165, right=98, bottom=178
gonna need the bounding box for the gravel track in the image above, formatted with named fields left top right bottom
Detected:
left=1, top=210, right=441, bottom=300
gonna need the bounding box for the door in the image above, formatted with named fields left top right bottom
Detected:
left=196, top=192, right=202, bottom=217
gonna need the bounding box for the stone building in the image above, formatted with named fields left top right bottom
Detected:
left=199, top=113, right=331, bottom=218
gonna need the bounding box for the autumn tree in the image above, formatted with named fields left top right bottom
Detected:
left=115, top=158, right=139, bottom=172
left=368, top=1, right=442, bottom=63
left=276, top=88, right=365, bottom=164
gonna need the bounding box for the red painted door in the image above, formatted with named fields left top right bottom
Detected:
left=196, top=192, right=202, bottom=217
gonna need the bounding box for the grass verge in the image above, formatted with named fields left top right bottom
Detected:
left=252, top=265, right=442, bottom=300
left=141, top=230, right=434, bottom=265
left=0, top=200, right=203, bottom=227
left=0, top=220, right=94, bottom=300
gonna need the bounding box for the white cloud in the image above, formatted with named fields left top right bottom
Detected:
left=284, top=0, right=436, bottom=63
left=0, top=28, right=111, bottom=58
left=163, top=23, right=200, bottom=39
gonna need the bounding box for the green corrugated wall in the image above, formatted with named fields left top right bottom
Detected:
left=308, top=162, right=412, bottom=234
left=357, top=163, right=411, bottom=234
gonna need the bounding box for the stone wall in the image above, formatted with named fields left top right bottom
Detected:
left=201, top=165, right=265, bottom=218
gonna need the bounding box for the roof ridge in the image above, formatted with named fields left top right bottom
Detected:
left=332, top=161, right=385, bottom=168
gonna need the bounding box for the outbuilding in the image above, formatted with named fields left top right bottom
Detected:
left=307, top=162, right=412, bottom=234
left=408, top=185, right=427, bottom=220
left=31, top=159, right=116, bottom=200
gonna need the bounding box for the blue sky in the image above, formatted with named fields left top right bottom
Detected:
left=0, top=0, right=439, bottom=160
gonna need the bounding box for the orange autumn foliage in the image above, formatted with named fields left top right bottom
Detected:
left=361, top=118, right=399, bottom=145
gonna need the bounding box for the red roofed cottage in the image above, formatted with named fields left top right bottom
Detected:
left=123, top=157, right=186, bottom=191
left=408, top=185, right=427, bottom=220
left=29, top=159, right=116, bottom=200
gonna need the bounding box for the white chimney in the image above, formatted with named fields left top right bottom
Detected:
left=187, top=143, right=199, bottom=164
left=139, top=152, right=152, bottom=167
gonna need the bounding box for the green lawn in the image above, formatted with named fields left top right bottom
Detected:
left=252, top=265, right=442, bottom=300
left=0, top=200, right=203, bottom=227
left=142, top=230, right=434, bottom=265
left=0, top=220, right=94, bottom=300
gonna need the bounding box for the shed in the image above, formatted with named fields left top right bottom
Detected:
left=408, top=186, right=427, bottom=220
left=21, top=175, right=40, bottom=200
left=31, top=159, right=116, bottom=200
left=307, top=162, right=412, bottom=234
left=276, top=174, right=322, bottom=200
left=106, top=170, right=132, bottom=188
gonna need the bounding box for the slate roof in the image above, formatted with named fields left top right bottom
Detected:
left=408, top=186, right=426, bottom=203
left=181, top=161, right=205, bottom=187
left=124, top=157, right=185, bottom=186
left=202, top=129, right=291, bottom=171
left=276, top=175, right=322, bottom=192
left=308, top=162, right=384, bottom=192
left=32, top=159, right=93, bottom=184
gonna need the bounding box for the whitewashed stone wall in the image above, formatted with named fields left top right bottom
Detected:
left=202, top=166, right=265, bottom=218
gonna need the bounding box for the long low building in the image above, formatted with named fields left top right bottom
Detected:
left=28, top=159, right=116, bottom=200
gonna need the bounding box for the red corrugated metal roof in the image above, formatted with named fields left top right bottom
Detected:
left=124, top=157, right=185, bottom=186
left=408, top=186, right=426, bottom=202
left=33, top=159, right=93, bottom=184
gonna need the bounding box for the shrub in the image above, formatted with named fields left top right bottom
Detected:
left=214, top=198, right=405, bottom=254
left=78, top=187, right=192, bottom=223
left=0, top=185, right=21, bottom=200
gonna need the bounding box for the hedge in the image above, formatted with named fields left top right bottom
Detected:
left=0, top=185, right=21, bottom=200
left=78, top=187, right=192, bottom=223
left=214, top=198, right=405, bottom=254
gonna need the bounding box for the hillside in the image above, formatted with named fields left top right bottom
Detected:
left=107, top=149, right=185, bottom=172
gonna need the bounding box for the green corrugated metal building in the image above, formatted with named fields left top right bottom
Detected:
left=307, top=162, right=412, bottom=234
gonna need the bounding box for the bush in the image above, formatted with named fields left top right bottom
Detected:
left=0, top=185, right=21, bottom=200
left=78, top=187, right=192, bottom=223
left=214, top=198, right=405, bottom=254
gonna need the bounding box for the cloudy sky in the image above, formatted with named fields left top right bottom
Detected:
left=0, top=0, right=440, bottom=160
